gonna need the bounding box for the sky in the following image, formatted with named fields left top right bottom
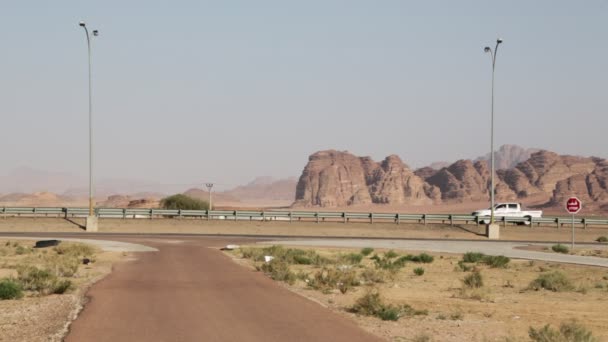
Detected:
left=1, top=1, right=607, bottom=191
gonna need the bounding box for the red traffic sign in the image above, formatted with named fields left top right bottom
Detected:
left=566, top=197, right=582, bottom=214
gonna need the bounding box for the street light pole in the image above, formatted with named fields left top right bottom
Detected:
left=205, top=183, right=214, bottom=210
left=79, top=21, right=99, bottom=228
left=484, top=38, right=503, bottom=225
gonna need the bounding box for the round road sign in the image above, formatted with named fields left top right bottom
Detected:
left=566, top=197, right=582, bottom=214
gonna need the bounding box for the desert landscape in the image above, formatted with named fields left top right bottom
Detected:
left=2, top=145, right=607, bottom=217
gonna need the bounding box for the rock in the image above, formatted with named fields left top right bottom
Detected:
left=294, top=150, right=434, bottom=207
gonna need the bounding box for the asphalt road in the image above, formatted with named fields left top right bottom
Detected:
left=64, top=236, right=382, bottom=342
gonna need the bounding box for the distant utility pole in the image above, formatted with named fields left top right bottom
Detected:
left=205, top=183, right=214, bottom=210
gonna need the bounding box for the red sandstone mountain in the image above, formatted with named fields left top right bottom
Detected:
left=294, top=150, right=608, bottom=212
left=294, top=150, right=439, bottom=207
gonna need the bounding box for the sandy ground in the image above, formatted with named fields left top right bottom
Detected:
left=0, top=239, right=128, bottom=342
left=227, top=246, right=608, bottom=342
left=2, top=217, right=608, bottom=244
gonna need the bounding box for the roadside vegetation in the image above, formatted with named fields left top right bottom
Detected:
left=159, top=194, right=210, bottom=210
left=228, top=245, right=607, bottom=341
left=0, top=241, right=97, bottom=300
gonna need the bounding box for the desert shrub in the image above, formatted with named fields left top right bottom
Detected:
left=596, top=236, right=608, bottom=243
left=405, top=253, right=434, bottom=263
left=350, top=289, right=423, bottom=321
left=371, top=254, right=407, bottom=273
left=529, top=271, right=573, bottom=292
left=15, top=245, right=28, bottom=255
left=361, top=268, right=389, bottom=284
left=456, top=261, right=474, bottom=272
left=351, top=290, right=384, bottom=316
left=160, top=194, right=209, bottom=210
left=17, top=266, right=57, bottom=293
left=260, top=260, right=296, bottom=285
left=483, top=255, right=510, bottom=268
left=463, top=271, right=483, bottom=288
left=413, top=267, right=425, bottom=276
left=54, top=243, right=95, bottom=257
left=339, top=253, right=363, bottom=265
left=308, top=267, right=359, bottom=294
left=240, top=247, right=266, bottom=261
left=552, top=244, right=570, bottom=254
left=361, top=247, right=374, bottom=256
left=377, top=306, right=400, bottom=321
left=401, top=304, right=428, bottom=316
left=47, top=255, right=80, bottom=277
left=52, top=279, right=72, bottom=294
left=463, top=252, right=485, bottom=263
left=450, top=311, right=464, bottom=320
left=0, top=279, right=23, bottom=300
left=385, top=250, right=399, bottom=259
left=529, top=320, right=598, bottom=342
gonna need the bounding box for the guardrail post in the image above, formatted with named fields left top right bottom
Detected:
left=370, top=213, right=374, bottom=224
left=396, top=213, right=400, bottom=224
left=316, top=212, right=319, bottom=224
left=343, top=212, right=346, bottom=224
left=423, top=214, right=427, bottom=226
left=583, top=218, right=587, bottom=230
left=234, top=211, right=238, bottom=221
left=263, top=211, right=266, bottom=222
left=449, top=214, right=453, bottom=226
left=502, top=216, right=506, bottom=228
left=207, top=210, right=210, bottom=221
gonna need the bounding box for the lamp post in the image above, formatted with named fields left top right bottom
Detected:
left=484, top=38, right=503, bottom=225
left=79, top=21, right=99, bottom=230
left=205, top=183, right=214, bottom=210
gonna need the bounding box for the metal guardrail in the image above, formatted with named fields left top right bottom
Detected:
left=1, top=207, right=608, bottom=228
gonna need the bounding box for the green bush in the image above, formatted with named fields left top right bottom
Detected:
left=371, top=254, right=407, bottom=273
left=463, top=252, right=485, bottom=263
left=596, top=236, right=608, bottom=243
left=350, top=290, right=384, bottom=316
left=529, top=271, right=574, bottom=292
left=0, top=279, right=23, bottom=300
left=483, top=255, right=510, bottom=268
left=385, top=250, right=399, bottom=259
left=350, top=290, right=423, bottom=321
left=52, top=280, right=72, bottom=294
left=160, top=194, right=209, bottom=210
left=339, top=253, right=363, bottom=265
left=413, top=267, right=425, bottom=276
left=463, top=271, right=483, bottom=288
left=361, top=248, right=374, bottom=256
left=406, top=253, right=434, bottom=264
left=529, top=320, right=598, bottom=342
left=552, top=244, right=570, bottom=254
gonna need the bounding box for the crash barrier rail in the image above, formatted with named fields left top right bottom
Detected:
left=1, top=207, right=608, bottom=229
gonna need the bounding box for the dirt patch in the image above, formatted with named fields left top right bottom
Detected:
left=0, top=239, right=127, bottom=341
left=226, top=246, right=608, bottom=341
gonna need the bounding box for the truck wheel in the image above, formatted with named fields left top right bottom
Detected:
left=524, top=216, right=532, bottom=226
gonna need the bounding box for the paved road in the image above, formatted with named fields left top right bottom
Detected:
left=264, top=239, right=608, bottom=267
left=65, top=236, right=381, bottom=342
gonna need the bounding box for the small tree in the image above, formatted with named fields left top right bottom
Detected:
left=160, top=194, right=209, bottom=210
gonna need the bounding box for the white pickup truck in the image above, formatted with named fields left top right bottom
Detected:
left=472, top=203, right=542, bottom=225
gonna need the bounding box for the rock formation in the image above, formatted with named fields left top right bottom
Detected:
left=295, top=149, right=608, bottom=211
left=294, top=150, right=436, bottom=207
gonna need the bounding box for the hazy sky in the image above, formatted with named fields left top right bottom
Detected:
left=1, top=1, right=607, bottom=190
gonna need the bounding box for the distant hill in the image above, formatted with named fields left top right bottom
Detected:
left=223, top=177, right=297, bottom=202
